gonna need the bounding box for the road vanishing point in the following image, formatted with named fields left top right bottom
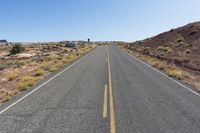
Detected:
left=1, top=45, right=200, bottom=133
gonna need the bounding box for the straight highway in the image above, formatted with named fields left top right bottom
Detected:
left=0, top=45, right=200, bottom=133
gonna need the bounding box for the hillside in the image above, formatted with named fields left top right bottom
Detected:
left=127, top=22, right=200, bottom=75
left=121, top=21, right=200, bottom=89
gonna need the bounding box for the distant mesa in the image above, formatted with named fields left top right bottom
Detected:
left=0, top=40, right=8, bottom=45
left=0, top=40, right=7, bottom=43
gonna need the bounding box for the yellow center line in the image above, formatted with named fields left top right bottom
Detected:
left=106, top=46, right=116, bottom=133
left=103, top=84, right=108, bottom=118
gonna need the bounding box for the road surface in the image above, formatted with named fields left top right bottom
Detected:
left=0, top=45, right=200, bottom=133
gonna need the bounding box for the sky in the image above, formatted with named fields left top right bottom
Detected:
left=0, top=0, right=200, bottom=42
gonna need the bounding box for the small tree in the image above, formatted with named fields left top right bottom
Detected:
left=10, top=44, right=25, bottom=55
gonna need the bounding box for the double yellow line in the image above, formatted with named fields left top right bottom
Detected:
left=103, top=46, right=116, bottom=133
left=103, top=84, right=108, bottom=118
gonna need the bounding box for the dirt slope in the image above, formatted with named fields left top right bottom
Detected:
left=127, top=21, right=200, bottom=75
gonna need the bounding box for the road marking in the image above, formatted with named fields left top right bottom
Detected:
left=0, top=51, right=93, bottom=115
left=119, top=47, right=200, bottom=97
left=106, top=57, right=108, bottom=62
left=103, top=84, right=108, bottom=118
left=106, top=46, right=116, bottom=133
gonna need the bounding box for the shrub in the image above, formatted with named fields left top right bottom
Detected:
left=0, top=64, right=10, bottom=71
left=176, top=37, right=184, bottom=43
left=195, top=82, right=200, bottom=89
left=157, top=46, right=173, bottom=53
left=2, top=95, right=11, bottom=102
left=16, top=61, right=26, bottom=67
left=57, top=56, right=63, bottom=60
left=10, top=44, right=25, bottom=55
left=66, top=54, right=77, bottom=62
left=34, top=69, right=46, bottom=76
left=48, top=67, right=58, bottom=72
left=151, top=60, right=165, bottom=70
left=143, top=47, right=151, bottom=51
left=47, top=54, right=62, bottom=61
left=40, top=61, right=51, bottom=66
left=184, top=43, right=192, bottom=47
left=17, top=76, right=40, bottom=91
left=166, top=69, right=186, bottom=80
left=55, top=63, right=64, bottom=68
left=188, top=30, right=198, bottom=36
left=28, top=61, right=38, bottom=67
left=183, top=49, right=191, bottom=54
left=62, top=59, right=69, bottom=64
left=7, top=71, right=18, bottom=81
left=6, top=62, right=15, bottom=66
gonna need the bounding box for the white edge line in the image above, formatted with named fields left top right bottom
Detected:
left=0, top=51, right=92, bottom=114
left=118, top=46, right=200, bottom=97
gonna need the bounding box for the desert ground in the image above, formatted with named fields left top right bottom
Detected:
left=119, top=22, right=200, bottom=90
left=0, top=43, right=96, bottom=103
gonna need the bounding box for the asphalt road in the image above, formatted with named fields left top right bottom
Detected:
left=1, top=45, right=200, bottom=133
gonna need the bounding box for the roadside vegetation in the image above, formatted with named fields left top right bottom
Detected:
left=118, top=45, right=200, bottom=90
left=0, top=43, right=96, bottom=104
left=118, top=22, right=200, bottom=90
left=9, top=44, right=25, bottom=55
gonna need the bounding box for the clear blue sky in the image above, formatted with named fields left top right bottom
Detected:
left=0, top=0, right=200, bottom=42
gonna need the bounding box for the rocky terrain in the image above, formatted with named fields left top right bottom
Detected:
left=120, top=21, right=200, bottom=90
left=0, top=43, right=96, bottom=103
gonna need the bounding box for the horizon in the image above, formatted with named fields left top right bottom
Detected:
left=1, top=0, right=200, bottom=42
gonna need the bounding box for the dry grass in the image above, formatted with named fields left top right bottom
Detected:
left=157, top=46, right=173, bottom=53
left=176, top=37, right=184, bottom=43
left=47, top=66, right=58, bottom=72
left=17, top=76, right=40, bottom=91
left=54, top=63, right=65, bottom=69
left=150, top=60, right=165, bottom=70
left=40, top=61, right=53, bottom=67
left=0, top=44, right=96, bottom=103
left=0, top=91, right=12, bottom=103
left=47, top=54, right=62, bottom=62
left=135, top=55, right=165, bottom=70
left=16, top=61, right=26, bottom=67
left=62, top=58, right=70, bottom=64
left=121, top=45, right=187, bottom=81
left=2, top=95, right=11, bottom=102
left=34, top=69, right=46, bottom=76
left=28, top=61, right=38, bottom=67
left=194, top=82, right=200, bottom=89
left=7, top=71, right=19, bottom=81
left=166, top=69, right=187, bottom=80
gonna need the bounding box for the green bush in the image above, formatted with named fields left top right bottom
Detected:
left=10, top=44, right=25, bottom=55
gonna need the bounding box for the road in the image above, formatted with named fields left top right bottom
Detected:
left=1, top=45, right=200, bottom=133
